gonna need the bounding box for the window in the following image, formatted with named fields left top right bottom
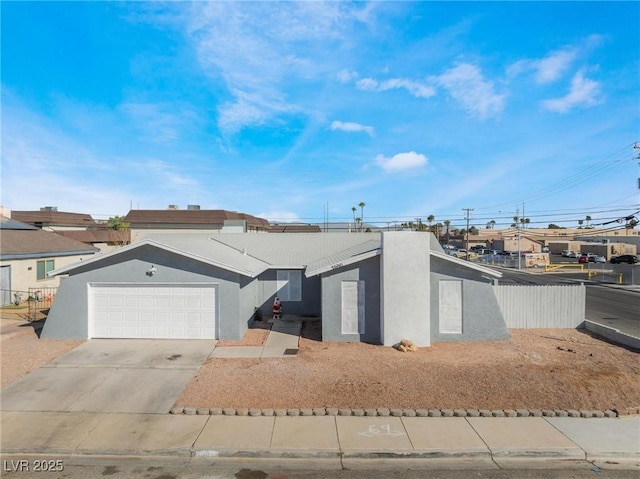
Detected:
left=37, top=260, right=55, bottom=281
left=276, top=270, right=301, bottom=301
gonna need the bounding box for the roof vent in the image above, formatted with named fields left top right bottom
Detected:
left=40, top=206, right=58, bottom=211
left=167, top=205, right=179, bottom=210
left=187, top=205, right=201, bottom=210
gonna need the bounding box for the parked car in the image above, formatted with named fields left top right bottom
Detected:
left=567, top=251, right=579, bottom=258
left=610, top=255, right=639, bottom=264
left=561, top=250, right=570, bottom=257
left=593, top=255, right=606, bottom=263
left=578, top=254, right=590, bottom=264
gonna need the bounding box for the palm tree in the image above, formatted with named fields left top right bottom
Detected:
left=578, top=219, right=584, bottom=228
left=513, top=216, right=519, bottom=229
left=427, top=215, right=435, bottom=233
left=359, top=202, right=365, bottom=232
left=435, top=222, right=443, bottom=241
left=444, top=219, right=451, bottom=244
left=487, top=219, right=496, bottom=229
left=586, top=215, right=592, bottom=228
left=351, top=207, right=356, bottom=232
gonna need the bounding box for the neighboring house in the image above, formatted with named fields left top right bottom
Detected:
left=0, top=217, right=99, bottom=305
left=269, top=223, right=322, bottom=233
left=55, top=229, right=131, bottom=254
left=124, top=208, right=271, bottom=242
left=41, top=232, right=508, bottom=347
left=11, top=207, right=97, bottom=231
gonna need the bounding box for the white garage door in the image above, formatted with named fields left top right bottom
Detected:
left=90, top=283, right=217, bottom=339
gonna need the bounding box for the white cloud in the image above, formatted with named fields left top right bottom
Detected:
left=356, top=77, right=436, bottom=99
left=433, top=63, right=505, bottom=119
left=541, top=70, right=602, bottom=113
left=337, top=69, right=359, bottom=83
left=376, top=151, right=427, bottom=173
left=185, top=2, right=372, bottom=134
left=508, top=48, right=577, bottom=84
left=331, top=121, right=374, bottom=136
left=534, top=48, right=577, bottom=83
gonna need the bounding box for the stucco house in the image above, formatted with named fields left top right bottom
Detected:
left=124, top=207, right=271, bottom=242
left=11, top=207, right=97, bottom=231
left=0, top=217, right=99, bottom=305
left=41, top=232, right=508, bottom=347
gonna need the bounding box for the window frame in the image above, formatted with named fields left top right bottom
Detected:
left=36, top=259, right=55, bottom=281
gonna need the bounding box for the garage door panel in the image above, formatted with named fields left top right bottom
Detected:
left=90, top=284, right=217, bottom=339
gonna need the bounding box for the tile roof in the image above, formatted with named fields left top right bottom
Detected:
left=56, top=229, right=131, bottom=244
left=11, top=210, right=96, bottom=227
left=124, top=209, right=270, bottom=229
left=0, top=228, right=100, bottom=259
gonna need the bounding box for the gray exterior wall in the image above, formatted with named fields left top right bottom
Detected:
left=252, top=269, right=321, bottom=318
left=430, top=256, right=508, bottom=343
left=41, top=244, right=245, bottom=340
left=320, top=255, right=381, bottom=344
left=381, top=232, right=430, bottom=347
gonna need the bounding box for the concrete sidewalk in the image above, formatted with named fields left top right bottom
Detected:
left=1, top=411, right=638, bottom=470
left=210, top=317, right=301, bottom=359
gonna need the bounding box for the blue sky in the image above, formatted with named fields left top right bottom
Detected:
left=2, top=1, right=639, bottom=230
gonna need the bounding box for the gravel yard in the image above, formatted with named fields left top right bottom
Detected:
left=1, top=316, right=82, bottom=388
left=176, top=318, right=640, bottom=413
left=2, top=314, right=638, bottom=413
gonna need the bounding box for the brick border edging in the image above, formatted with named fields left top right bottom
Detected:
left=170, top=406, right=635, bottom=418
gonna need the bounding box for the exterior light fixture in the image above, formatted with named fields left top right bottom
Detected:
left=147, top=265, right=157, bottom=276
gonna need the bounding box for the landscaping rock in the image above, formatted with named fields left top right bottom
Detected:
left=170, top=406, right=184, bottom=415
left=183, top=407, right=197, bottom=416
left=377, top=408, right=390, bottom=417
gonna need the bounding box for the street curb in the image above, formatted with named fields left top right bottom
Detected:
left=170, top=407, right=632, bottom=418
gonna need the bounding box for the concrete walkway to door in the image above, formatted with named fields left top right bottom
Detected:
left=210, top=316, right=302, bottom=359
left=0, top=339, right=216, bottom=414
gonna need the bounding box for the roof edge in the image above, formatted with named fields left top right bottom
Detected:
left=305, top=249, right=381, bottom=277
left=430, top=250, right=503, bottom=278
left=48, top=239, right=265, bottom=278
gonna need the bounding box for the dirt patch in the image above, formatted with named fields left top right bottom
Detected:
left=176, top=321, right=640, bottom=411
left=1, top=318, right=83, bottom=388
left=215, top=320, right=272, bottom=347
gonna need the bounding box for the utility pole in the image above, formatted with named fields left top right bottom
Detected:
left=462, top=208, right=474, bottom=260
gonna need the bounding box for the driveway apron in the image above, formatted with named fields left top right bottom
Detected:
left=0, top=339, right=216, bottom=414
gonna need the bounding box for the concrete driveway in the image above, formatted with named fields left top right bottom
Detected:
left=0, top=339, right=216, bottom=414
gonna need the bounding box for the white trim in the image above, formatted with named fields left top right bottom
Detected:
left=305, top=249, right=380, bottom=277
left=48, top=239, right=267, bottom=278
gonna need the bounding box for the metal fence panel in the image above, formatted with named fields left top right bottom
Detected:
left=493, top=284, right=585, bottom=328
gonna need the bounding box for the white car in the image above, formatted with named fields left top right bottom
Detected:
left=594, top=255, right=606, bottom=263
